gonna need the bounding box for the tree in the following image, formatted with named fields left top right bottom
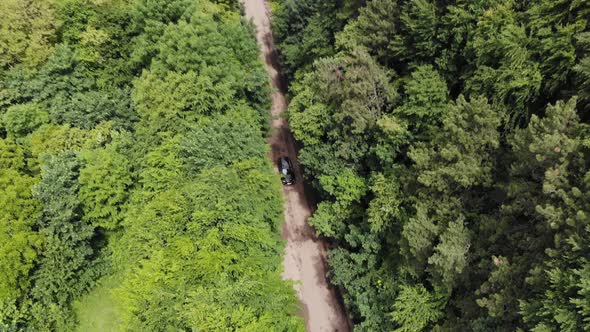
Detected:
left=180, top=107, right=267, bottom=175
left=428, top=217, right=471, bottom=288
left=10, top=45, right=136, bottom=130
left=336, top=0, right=399, bottom=65
left=79, top=143, right=132, bottom=230
left=476, top=256, right=520, bottom=321
left=390, top=284, right=443, bottom=332
left=504, top=98, right=590, bottom=331
left=409, top=95, right=501, bottom=193
left=129, top=0, right=193, bottom=71
left=148, top=5, right=268, bottom=106
left=0, top=1, right=301, bottom=330
left=0, top=138, right=26, bottom=170
left=337, top=0, right=440, bottom=67
left=394, top=64, right=449, bottom=136
left=289, top=49, right=397, bottom=176
left=401, top=201, right=442, bottom=275
left=273, top=0, right=355, bottom=79
left=2, top=103, right=49, bottom=138
left=0, top=0, right=58, bottom=70
left=465, top=2, right=542, bottom=124
left=30, top=152, right=100, bottom=330
left=138, top=134, right=183, bottom=194
left=279, top=0, right=590, bottom=330
left=574, top=32, right=590, bottom=112
left=114, top=164, right=301, bottom=331
left=133, top=70, right=233, bottom=137
left=310, top=169, right=367, bottom=238
left=0, top=168, right=42, bottom=329
left=392, top=0, right=440, bottom=62
left=29, top=122, right=115, bottom=158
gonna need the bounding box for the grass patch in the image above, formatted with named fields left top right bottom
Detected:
left=75, top=274, right=123, bottom=332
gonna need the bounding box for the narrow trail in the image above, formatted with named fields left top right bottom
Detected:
left=241, top=1, right=350, bottom=331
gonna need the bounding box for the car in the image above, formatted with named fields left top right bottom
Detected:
left=277, top=156, right=295, bottom=185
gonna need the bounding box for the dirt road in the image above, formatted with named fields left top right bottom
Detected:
left=241, top=1, right=350, bottom=331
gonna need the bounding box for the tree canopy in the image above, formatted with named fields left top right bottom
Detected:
left=274, top=0, right=590, bottom=330
left=0, top=0, right=303, bottom=330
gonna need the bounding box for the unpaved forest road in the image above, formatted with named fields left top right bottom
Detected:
left=241, top=1, right=350, bottom=331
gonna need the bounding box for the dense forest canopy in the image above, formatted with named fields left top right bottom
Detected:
left=3, top=0, right=590, bottom=331
left=273, top=0, right=590, bottom=331
left=0, top=0, right=303, bottom=330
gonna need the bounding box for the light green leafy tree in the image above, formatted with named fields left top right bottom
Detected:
left=391, top=284, right=444, bottom=332
left=0, top=0, right=58, bottom=69
left=180, top=106, right=267, bottom=175
left=79, top=143, right=132, bottom=230
left=0, top=139, right=42, bottom=329
left=3, top=103, right=49, bottom=138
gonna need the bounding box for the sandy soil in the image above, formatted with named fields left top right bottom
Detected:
left=241, top=1, right=350, bottom=331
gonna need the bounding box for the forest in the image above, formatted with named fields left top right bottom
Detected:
left=272, top=0, right=590, bottom=331
left=3, top=0, right=590, bottom=331
left=0, top=0, right=304, bottom=330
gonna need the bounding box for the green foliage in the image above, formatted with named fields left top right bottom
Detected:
left=149, top=5, right=268, bottom=106
left=131, top=2, right=270, bottom=141
left=29, top=122, right=115, bottom=158
left=476, top=256, right=519, bottom=320
left=466, top=2, right=542, bottom=123
left=409, top=95, right=501, bottom=193
left=393, top=0, right=440, bottom=62
left=310, top=169, right=367, bottom=238
left=29, top=152, right=102, bottom=330
left=428, top=217, right=470, bottom=287
left=289, top=49, right=397, bottom=175
left=180, top=107, right=267, bottom=175
left=0, top=0, right=58, bottom=70
left=401, top=201, right=442, bottom=275
left=79, top=143, right=132, bottom=230
left=0, top=0, right=302, bottom=330
left=0, top=138, right=26, bottom=170
left=0, top=171, right=41, bottom=299
left=367, top=173, right=404, bottom=233
left=114, top=164, right=299, bottom=330
left=0, top=149, right=42, bottom=328
left=329, top=244, right=396, bottom=331
left=138, top=134, right=183, bottom=193
left=337, top=0, right=440, bottom=66
left=394, top=64, right=448, bottom=135
left=74, top=274, right=123, bottom=332
left=391, top=285, right=443, bottom=332
left=5, top=44, right=136, bottom=130
left=56, top=0, right=136, bottom=79
left=336, top=0, right=399, bottom=63
left=129, top=0, right=193, bottom=70
left=133, top=70, right=233, bottom=136
left=277, top=0, right=590, bottom=329
left=574, top=32, right=590, bottom=108
left=273, top=0, right=358, bottom=79
left=501, top=98, right=590, bottom=331
left=3, top=103, right=49, bottom=138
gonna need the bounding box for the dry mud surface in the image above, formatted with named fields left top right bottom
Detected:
left=241, top=0, right=350, bottom=331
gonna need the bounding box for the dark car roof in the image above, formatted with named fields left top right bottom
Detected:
left=278, top=157, right=292, bottom=169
